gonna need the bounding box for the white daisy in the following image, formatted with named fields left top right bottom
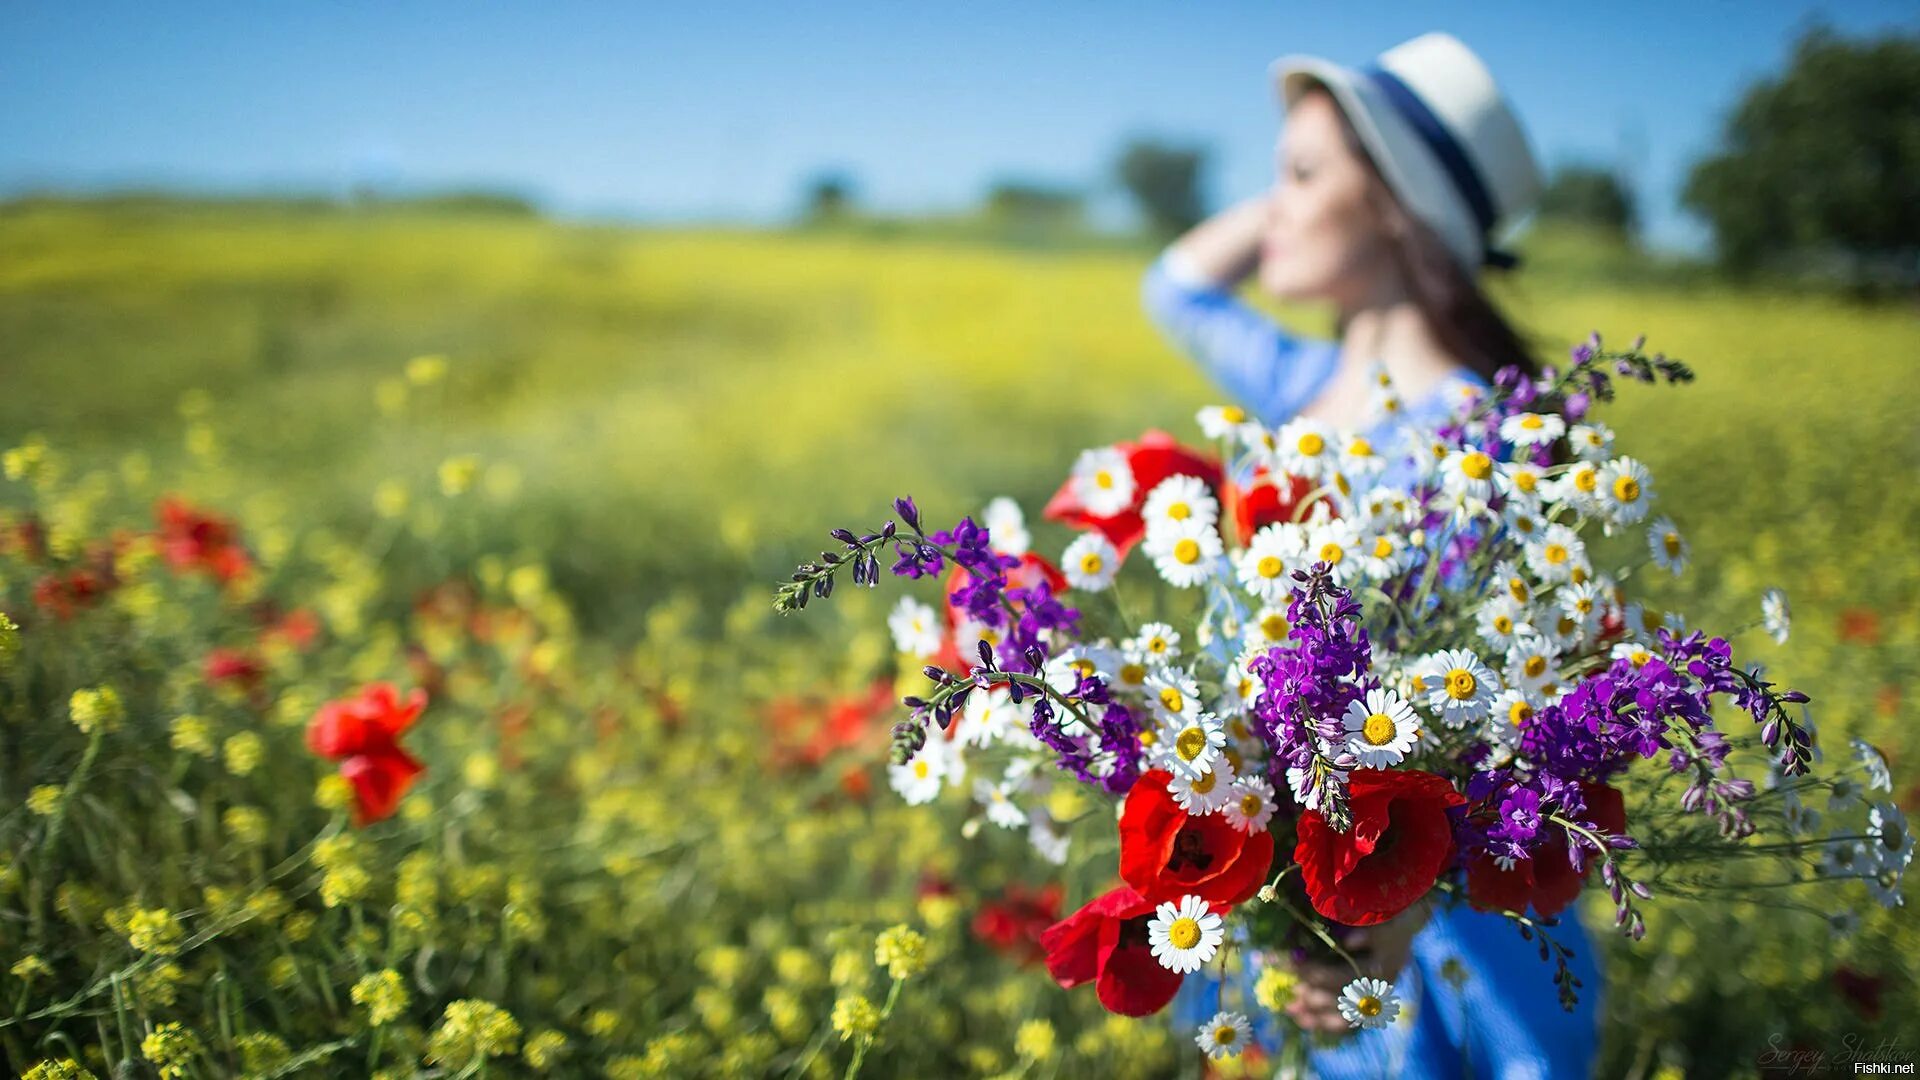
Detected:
left=1490, top=687, right=1539, bottom=735
left=1275, top=418, right=1337, bottom=478
left=1866, top=864, right=1906, bottom=909
left=1854, top=738, right=1894, bottom=792
left=1524, top=524, right=1588, bottom=585
left=1828, top=777, right=1865, bottom=814
left=887, top=596, right=943, bottom=658
left=1220, top=655, right=1262, bottom=717
left=889, top=751, right=946, bottom=805
left=1595, top=456, right=1654, bottom=525
left=1062, top=532, right=1119, bottom=592
left=1423, top=648, right=1499, bottom=727
left=1071, top=446, right=1135, bottom=517
left=1439, top=447, right=1499, bottom=499
left=1169, top=755, right=1237, bottom=814
left=1222, top=776, right=1277, bottom=834
left=1550, top=460, right=1603, bottom=512
left=1194, top=1011, right=1253, bottom=1060
left=1145, top=517, right=1222, bottom=589
left=1501, top=497, right=1548, bottom=544
left=1142, top=474, right=1220, bottom=530
left=1245, top=605, right=1293, bottom=650
left=1196, top=404, right=1251, bottom=441
left=1133, top=622, right=1181, bottom=662
left=1761, top=589, right=1791, bottom=644
left=1646, top=516, right=1688, bottom=576
left=1145, top=669, right=1203, bottom=726
left=1868, top=802, right=1914, bottom=872
left=1147, top=895, right=1224, bottom=974
left=1822, top=838, right=1871, bottom=878
left=1337, top=976, right=1401, bottom=1029
left=1624, top=603, right=1684, bottom=645
left=1610, top=640, right=1659, bottom=669
left=1303, top=517, right=1365, bottom=584
left=1359, top=530, right=1410, bottom=581
left=1341, top=688, right=1422, bottom=768
left=1499, top=411, right=1566, bottom=447
left=1110, top=647, right=1154, bottom=693
left=1476, top=593, right=1534, bottom=649
left=1556, top=581, right=1605, bottom=636
left=1167, top=713, right=1229, bottom=778
left=974, top=778, right=1029, bottom=829
left=957, top=685, right=1026, bottom=748
left=982, top=495, right=1030, bottom=556
left=1491, top=560, right=1534, bottom=606
left=1568, top=421, right=1614, bottom=461
left=1236, top=523, right=1304, bottom=603
left=1357, top=485, right=1417, bottom=531
left=1340, top=433, right=1386, bottom=479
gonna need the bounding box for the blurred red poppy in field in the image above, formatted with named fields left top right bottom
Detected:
left=1120, top=769, right=1273, bottom=907
left=1041, top=885, right=1184, bottom=1016
left=1222, top=466, right=1315, bottom=544
left=307, top=683, right=427, bottom=825
left=1837, top=608, right=1881, bottom=646
left=1297, top=768, right=1467, bottom=926
left=32, top=569, right=109, bottom=620
left=1042, top=430, right=1221, bottom=556
left=203, top=647, right=267, bottom=689
left=1465, top=783, right=1626, bottom=919
left=974, top=882, right=1064, bottom=964
left=154, top=496, right=252, bottom=584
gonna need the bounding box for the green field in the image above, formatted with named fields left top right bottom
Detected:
left=1, top=200, right=1915, bottom=1077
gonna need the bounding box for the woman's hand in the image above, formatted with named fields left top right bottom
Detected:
left=1163, top=195, right=1270, bottom=288
left=1283, top=899, right=1431, bottom=1033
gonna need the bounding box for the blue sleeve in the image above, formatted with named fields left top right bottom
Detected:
left=1139, top=251, right=1339, bottom=426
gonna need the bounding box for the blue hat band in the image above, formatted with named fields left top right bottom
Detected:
left=1361, top=64, right=1515, bottom=268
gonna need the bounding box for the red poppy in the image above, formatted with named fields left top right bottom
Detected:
left=203, top=647, right=267, bottom=689
left=154, top=496, right=252, bottom=584
left=973, top=882, right=1064, bottom=964
left=32, top=569, right=109, bottom=620
left=306, top=683, right=427, bottom=825
left=1040, top=885, right=1184, bottom=1017
left=1119, top=769, right=1274, bottom=907
left=1221, top=467, right=1315, bottom=545
left=1465, top=782, right=1625, bottom=918
left=1042, top=431, right=1221, bottom=556
left=1296, top=768, right=1466, bottom=927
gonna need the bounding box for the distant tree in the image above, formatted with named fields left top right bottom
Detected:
left=1537, top=165, right=1636, bottom=238
left=1116, top=139, right=1207, bottom=240
left=1683, top=27, right=1920, bottom=286
left=982, top=179, right=1085, bottom=227
left=801, top=172, right=856, bottom=223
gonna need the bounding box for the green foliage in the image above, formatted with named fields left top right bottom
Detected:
left=1683, top=27, right=1920, bottom=289
left=1115, top=139, right=1208, bottom=240
left=1537, top=165, right=1637, bottom=237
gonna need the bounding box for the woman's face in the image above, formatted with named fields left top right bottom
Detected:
left=1257, top=89, right=1394, bottom=304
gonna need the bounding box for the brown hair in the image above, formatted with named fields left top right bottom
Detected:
left=1307, top=84, right=1539, bottom=384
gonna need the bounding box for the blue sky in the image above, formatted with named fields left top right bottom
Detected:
left=3, top=1, right=1915, bottom=251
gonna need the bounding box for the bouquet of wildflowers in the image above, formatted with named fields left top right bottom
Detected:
left=778, top=334, right=1905, bottom=1064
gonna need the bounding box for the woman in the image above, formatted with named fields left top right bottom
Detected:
left=1143, top=33, right=1603, bottom=1078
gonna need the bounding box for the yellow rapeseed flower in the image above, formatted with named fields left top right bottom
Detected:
left=830, top=994, right=878, bottom=1041
left=352, top=969, right=410, bottom=1026
left=68, top=686, right=123, bottom=734
left=873, top=924, right=928, bottom=980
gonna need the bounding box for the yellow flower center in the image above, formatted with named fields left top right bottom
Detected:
left=1515, top=471, right=1538, bottom=493
left=1662, top=532, right=1682, bottom=558
left=1168, top=917, right=1201, bottom=950
left=1319, top=543, right=1344, bottom=564
left=1335, top=472, right=1352, bottom=497
left=1373, top=537, right=1395, bottom=559
left=1139, top=729, right=1158, bottom=747
left=1446, top=669, right=1478, bottom=700
left=1240, top=793, right=1264, bottom=817
left=1214, top=1026, right=1238, bottom=1046
left=1348, top=437, right=1374, bottom=457
left=1520, top=415, right=1544, bottom=430
left=1574, top=467, right=1598, bottom=494
left=1173, top=538, right=1202, bottom=565
left=1169, top=503, right=1191, bottom=521
left=913, top=761, right=930, bottom=779
left=1613, top=475, right=1641, bottom=503
left=1148, top=638, right=1168, bottom=655
left=1095, top=470, right=1115, bottom=490
left=1221, top=405, right=1247, bottom=424
left=1297, top=433, right=1325, bottom=456
left=1509, top=701, right=1534, bottom=725
left=1575, top=597, right=1594, bottom=614
left=1224, top=747, right=1243, bottom=772
left=1190, top=770, right=1218, bottom=795
left=1544, top=544, right=1568, bottom=565
left=1362, top=713, right=1397, bottom=746
left=1460, top=452, right=1493, bottom=481
left=1237, top=678, right=1254, bottom=701
left=1357, top=995, right=1382, bottom=1018
left=1556, top=615, right=1577, bottom=636
left=1493, top=615, right=1513, bottom=634
left=1120, top=663, right=1147, bottom=685
left=1261, top=614, right=1290, bottom=640
left=1571, top=566, right=1590, bottom=585
left=1071, top=659, right=1096, bottom=676
left=1629, top=649, right=1652, bottom=667
left=1175, top=727, right=1208, bottom=762
left=1524, top=656, right=1548, bottom=678
left=1079, top=552, right=1104, bottom=574
left=1257, top=554, right=1284, bottom=579
left=1508, top=577, right=1529, bottom=602
left=1159, top=688, right=1185, bottom=713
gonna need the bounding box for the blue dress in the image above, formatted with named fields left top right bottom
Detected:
left=1141, top=252, right=1603, bottom=1079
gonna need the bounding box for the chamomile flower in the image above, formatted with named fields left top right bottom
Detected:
left=1866, top=865, right=1906, bottom=909
left=1195, top=1011, right=1253, bottom=1060
left=1868, top=802, right=1913, bottom=872
left=974, top=779, right=1029, bottom=830
left=1147, top=895, right=1224, bottom=974
left=1439, top=447, right=1499, bottom=499
left=889, top=752, right=947, bottom=805
left=1646, top=516, right=1688, bottom=575
left=1761, top=589, right=1791, bottom=644
left=1142, top=474, right=1220, bottom=530
left=1220, top=656, right=1261, bottom=716
left=1475, top=593, right=1533, bottom=649
left=1551, top=460, right=1603, bottom=512
left=1502, top=497, right=1548, bottom=544
left=1236, top=524, right=1304, bottom=603
left=1357, top=485, right=1417, bottom=531
left=1275, top=419, right=1337, bottom=478
left=1854, top=738, right=1893, bottom=793
left=1497, top=460, right=1550, bottom=503
left=1110, top=647, right=1153, bottom=693
left=1423, top=648, right=1499, bottom=727
left=1524, top=524, right=1588, bottom=585
left=1822, top=839, right=1871, bottom=879
left=1340, top=433, right=1385, bottom=478
left=1144, top=670, right=1203, bottom=725
left=1167, top=713, right=1228, bottom=778
left=1337, top=977, right=1401, bottom=1029
left=1062, top=533, right=1119, bottom=592
left=1568, top=422, right=1613, bottom=461
left=1169, top=756, right=1236, bottom=814
left=1499, top=411, right=1566, bottom=447
left=1145, top=517, right=1222, bottom=589
left=1071, top=446, right=1135, bottom=517
left=1246, top=605, right=1293, bottom=650
left=1303, top=518, right=1364, bottom=584
left=1624, top=603, right=1684, bottom=645
left=982, top=496, right=1030, bottom=556
left=1133, top=623, right=1181, bottom=662
left=1359, top=530, right=1410, bottom=581
left=1556, top=581, right=1605, bottom=636
left=1491, top=687, right=1539, bottom=734
left=1610, top=640, right=1659, bottom=669
left=1341, top=688, right=1422, bottom=768
left=887, top=597, right=943, bottom=658
left=1196, top=404, right=1251, bottom=440
left=1223, top=776, right=1277, bottom=834
left=957, top=685, right=1025, bottom=748
left=1596, top=457, right=1654, bottom=524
